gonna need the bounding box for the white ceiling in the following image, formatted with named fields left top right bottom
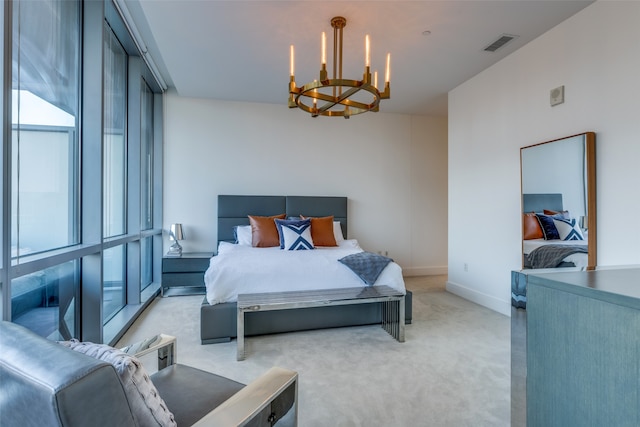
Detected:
left=126, top=0, right=594, bottom=117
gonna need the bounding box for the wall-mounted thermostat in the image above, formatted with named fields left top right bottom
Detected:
left=550, top=85, right=564, bottom=106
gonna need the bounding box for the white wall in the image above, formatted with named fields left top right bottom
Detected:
left=448, top=1, right=640, bottom=315
left=163, top=94, right=448, bottom=275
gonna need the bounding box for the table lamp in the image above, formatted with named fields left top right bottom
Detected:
left=167, top=223, right=184, bottom=256
left=580, top=216, right=588, bottom=231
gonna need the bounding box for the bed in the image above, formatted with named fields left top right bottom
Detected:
left=200, top=195, right=413, bottom=344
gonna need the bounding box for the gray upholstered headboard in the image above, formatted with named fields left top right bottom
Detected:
left=522, top=193, right=563, bottom=213
left=217, top=195, right=347, bottom=244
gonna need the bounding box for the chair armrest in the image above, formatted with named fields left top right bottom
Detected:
left=192, top=367, right=298, bottom=427
left=120, top=334, right=177, bottom=370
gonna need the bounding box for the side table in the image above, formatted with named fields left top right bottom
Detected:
left=161, top=252, right=213, bottom=297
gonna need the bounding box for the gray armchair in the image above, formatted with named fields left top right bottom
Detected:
left=0, top=321, right=298, bottom=426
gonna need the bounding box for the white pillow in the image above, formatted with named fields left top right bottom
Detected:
left=234, top=225, right=252, bottom=246
left=338, top=239, right=360, bottom=249
left=333, top=221, right=345, bottom=242
left=58, top=340, right=177, bottom=427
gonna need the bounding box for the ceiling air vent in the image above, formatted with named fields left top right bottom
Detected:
left=483, top=34, right=519, bottom=52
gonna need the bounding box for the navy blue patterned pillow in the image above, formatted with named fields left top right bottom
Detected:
left=535, top=214, right=560, bottom=240
left=274, top=219, right=314, bottom=250
left=552, top=218, right=585, bottom=240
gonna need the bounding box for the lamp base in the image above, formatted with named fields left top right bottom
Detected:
left=166, top=242, right=182, bottom=257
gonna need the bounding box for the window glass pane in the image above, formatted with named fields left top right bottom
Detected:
left=103, top=245, right=126, bottom=323
left=103, top=23, right=127, bottom=238
left=141, top=80, right=154, bottom=230
left=11, top=261, right=79, bottom=340
left=141, top=236, right=153, bottom=292
left=11, top=0, right=80, bottom=257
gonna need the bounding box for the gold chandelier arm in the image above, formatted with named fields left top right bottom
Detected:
left=337, top=97, right=377, bottom=111
left=316, top=86, right=362, bottom=114
left=379, top=82, right=391, bottom=99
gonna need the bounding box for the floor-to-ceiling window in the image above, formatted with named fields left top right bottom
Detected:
left=102, top=22, right=128, bottom=323
left=2, top=0, right=164, bottom=344
left=9, top=0, right=81, bottom=340
left=140, top=80, right=154, bottom=294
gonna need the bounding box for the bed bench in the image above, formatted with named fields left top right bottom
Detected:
left=236, top=285, right=405, bottom=360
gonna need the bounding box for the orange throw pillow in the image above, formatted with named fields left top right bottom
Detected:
left=301, top=215, right=337, bottom=247
left=249, top=214, right=286, bottom=247
left=523, top=212, right=543, bottom=240
left=543, top=209, right=569, bottom=218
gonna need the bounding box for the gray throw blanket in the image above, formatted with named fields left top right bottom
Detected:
left=526, top=244, right=588, bottom=269
left=338, top=252, right=393, bottom=286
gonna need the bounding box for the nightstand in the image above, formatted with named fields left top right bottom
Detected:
left=161, top=252, right=213, bottom=297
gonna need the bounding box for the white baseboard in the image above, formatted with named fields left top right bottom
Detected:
left=446, top=280, right=511, bottom=316
left=403, top=266, right=448, bottom=277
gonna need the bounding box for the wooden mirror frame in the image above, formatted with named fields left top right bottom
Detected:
left=520, top=132, right=596, bottom=270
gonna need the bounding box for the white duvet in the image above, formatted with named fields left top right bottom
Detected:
left=204, top=239, right=406, bottom=305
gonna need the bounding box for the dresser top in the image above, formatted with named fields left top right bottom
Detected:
left=528, top=266, right=640, bottom=308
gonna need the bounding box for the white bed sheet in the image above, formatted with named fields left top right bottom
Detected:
left=204, top=239, right=405, bottom=305
left=523, top=237, right=589, bottom=268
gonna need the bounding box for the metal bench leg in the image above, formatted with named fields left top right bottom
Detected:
left=237, top=308, right=245, bottom=361
left=398, top=296, right=405, bottom=342
left=382, top=301, right=387, bottom=334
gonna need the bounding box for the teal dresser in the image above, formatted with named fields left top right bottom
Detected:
left=526, top=267, right=640, bottom=427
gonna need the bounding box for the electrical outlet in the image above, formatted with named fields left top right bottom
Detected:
left=464, top=263, right=468, bottom=272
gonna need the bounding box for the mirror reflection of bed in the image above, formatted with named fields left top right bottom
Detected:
left=522, top=193, right=588, bottom=269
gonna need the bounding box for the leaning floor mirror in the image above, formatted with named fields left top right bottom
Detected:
left=520, top=132, right=596, bottom=270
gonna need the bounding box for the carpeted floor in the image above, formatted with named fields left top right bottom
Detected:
left=117, top=275, right=510, bottom=426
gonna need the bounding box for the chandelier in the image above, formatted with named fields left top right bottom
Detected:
left=288, top=16, right=390, bottom=119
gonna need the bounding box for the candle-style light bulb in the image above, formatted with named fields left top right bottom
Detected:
left=290, top=45, right=295, bottom=77
left=385, top=53, right=390, bottom=83
left=374, top=71, right=378, bottom=90
left=365, top=35, right=370, bottom=67
left=322, top=32, right=326, bottom=66
left=313, top=80, right=318, bottom=107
